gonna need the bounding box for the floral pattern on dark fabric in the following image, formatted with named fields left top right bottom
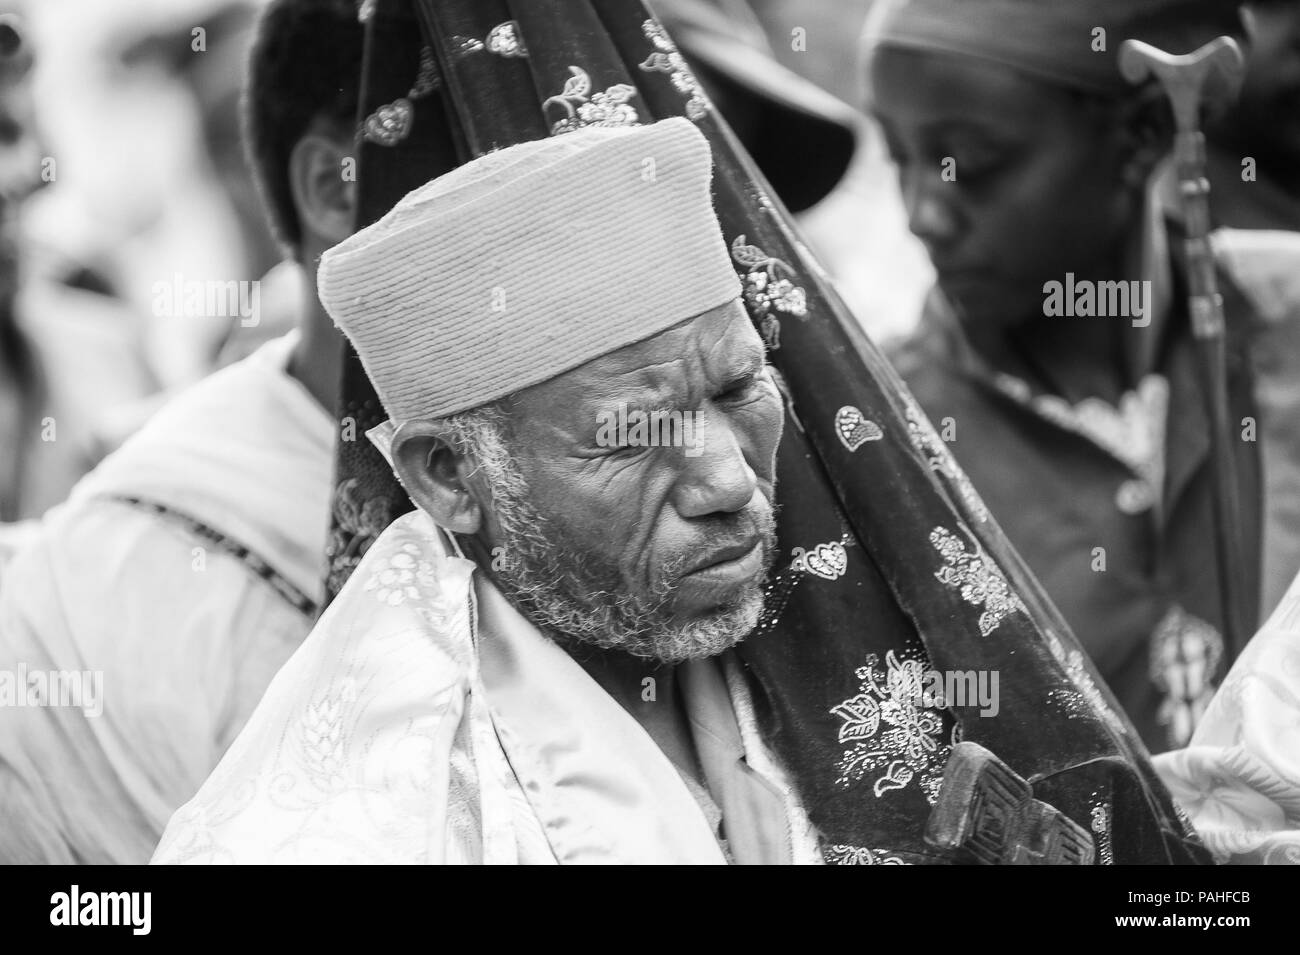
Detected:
left=822, top=843, right=908, bottom=865
left=639, top=19, right=708, bottom=120
left=361, top=45, right=441, bottom=148
left=904, top=397, right=988, bottom=523
left=930, top=526, right=1024, bottom=636
left=486, top=21, right=527, bottom=57
left=731, top=235, right=806, bottom=350
left=753, top=533, right=855, bottom=638
left=363, top=99, right=413, bottom=147
left=830, top=650, right=952, bottom=803
left=326, top=478, right=393, bottom=598
left=544, top=67, right=640, bottom=135
left=1043, top=629, right=1125, bottom=733
left=1149, top=604, right=1224, bottom=749
left=790, top=540, right=847, bottom=581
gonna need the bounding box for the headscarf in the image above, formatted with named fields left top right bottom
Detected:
left=863, top=0, right=1243, bottom=97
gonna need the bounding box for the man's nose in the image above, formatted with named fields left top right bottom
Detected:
left=674, top=412, right=759, bottom=519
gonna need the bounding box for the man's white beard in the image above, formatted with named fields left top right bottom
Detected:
left=465, top=426, right=774, bottom=664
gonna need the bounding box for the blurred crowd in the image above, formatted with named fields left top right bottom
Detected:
left=0, top=0, right=295, bottom=534
left=0, top=0, right=917, bottom=538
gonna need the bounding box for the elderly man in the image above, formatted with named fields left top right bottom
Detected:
left=0, top=0, right=860, bottom=865
left=153, top=118, right=823, bottom=864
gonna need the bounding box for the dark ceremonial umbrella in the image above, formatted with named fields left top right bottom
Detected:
left=326, top=0, right=1207, bottom=864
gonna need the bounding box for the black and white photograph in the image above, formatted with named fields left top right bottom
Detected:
left=0, top=0, right=1297, bottom=920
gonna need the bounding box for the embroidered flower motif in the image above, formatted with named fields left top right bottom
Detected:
left=327, top=478, right=393, bottom=596
left=904, top=397, right=988, bottom=522
left=302, top=693, right=346, bottom=791
left=449, top=22, right=528, bottom=58
left=994, top=372, right=1169, bottom=515
left=364, top=541, right=439, bottom=606
left=790, top=540, right=848, bottom=580
left=544, top=67, right=640, bottom=135
left=1149, top=604, right=1224, bottom=748
left=929, top=526, right=1024, bottom=636
left=753, top=533, right=856, bottom=638
left=741, top=266, right=807, bottom=316
left=639, top=19, right=709, bottom=120
left=577, top=90, right=638, bottom=127
left=731, top=235, right=807, bottom=350
left=485, top=21, right=527, bottom=57
left=363, top=99, right=413, bottom=147
left=822, top=844, right=908, bottom=865
left=830, top=650, right=952, bottom=803
left=359, top=46, right=441, bottom=148
left=1043, top=629, right=1126, bottom=733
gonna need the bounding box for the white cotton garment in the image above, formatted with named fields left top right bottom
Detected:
left=0, top=332, right=334, bottom=864
left=1154, top=567, right=1300, bottom=864
left=152, top=509, right=824, bottom=865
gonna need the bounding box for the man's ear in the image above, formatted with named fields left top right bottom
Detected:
left=288, top=124, right=358, bottom=248
left=390, top=420, right=486, bottom=536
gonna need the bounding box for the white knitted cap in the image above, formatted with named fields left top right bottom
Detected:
left=318, top=117, right=743, bottom=421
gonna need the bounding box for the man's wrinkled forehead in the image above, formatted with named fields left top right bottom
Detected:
left=515, top=299, right=763, bottom=418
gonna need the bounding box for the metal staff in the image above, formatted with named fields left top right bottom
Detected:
left=1119, top=36, right=1253, bottom=657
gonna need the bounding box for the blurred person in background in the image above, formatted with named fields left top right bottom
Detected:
left=118, top=0, right=297, bottom=369
left=749, top=0, right=934, bottom=344
left=22, top=0, right=279, bottom=401
left=1201, top=0, right=1300, bottom=617
left=649, top=0, right=858, bottom=215
left=0, top=0, right=857, bottom=864
left=0, top=0, right=366, bottom=864
left=0, top=11, right=153, bottom=562
left=1206, top=0, right=1300, bottom=233
left=868, top=0, right=1300, bottom=753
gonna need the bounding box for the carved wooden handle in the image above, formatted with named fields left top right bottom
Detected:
left=1118, top=36, right=1245, bottom=133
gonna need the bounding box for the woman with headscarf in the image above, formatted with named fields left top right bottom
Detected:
left=864, top=0, right=1294, bottom=752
